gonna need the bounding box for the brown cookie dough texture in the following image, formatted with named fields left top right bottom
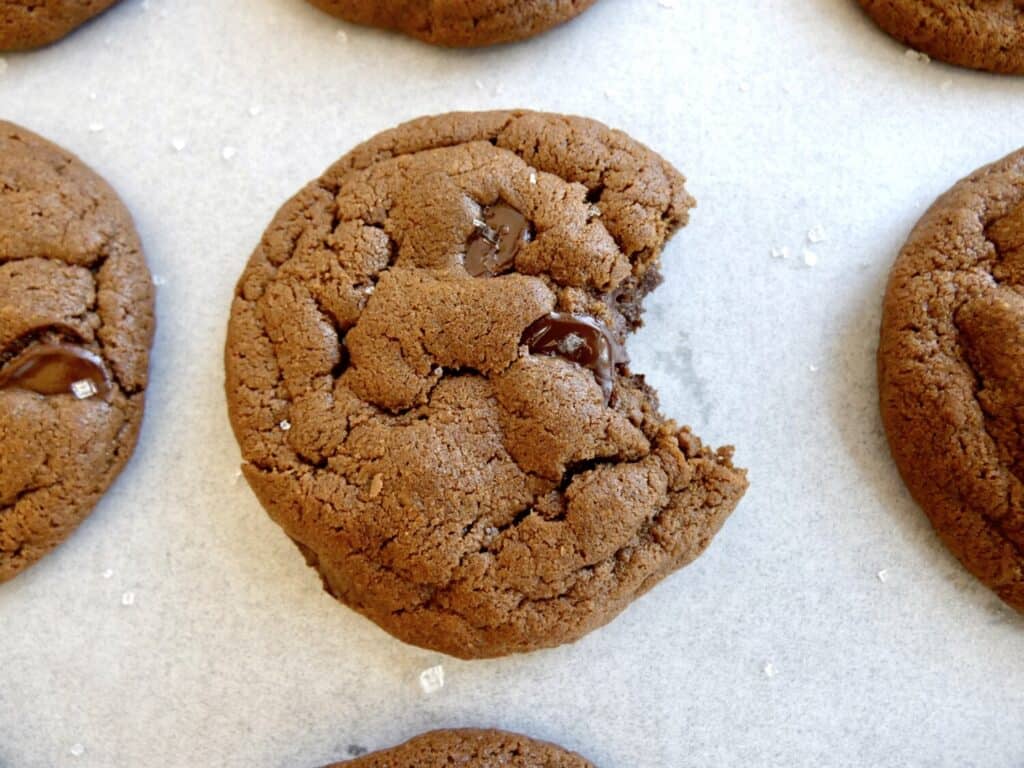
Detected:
left=0, top=0, right=121, bottom=51
left=879, top=147, right=1024, bottom=612
left=323, top=729, right=594, bottom=767
left=857, top=0, right=1024, bottom=74
left=226, top=110, right=748, bottom=659
left=0, top=121, right=153, bottom=582
left=305, top=0, right=597, bottom=47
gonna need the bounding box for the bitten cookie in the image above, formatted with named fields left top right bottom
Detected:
left=0, top=0, right=121, bottom=51
left=226, top=110, right=748, bottom=659
left=304, top=0, right=597, bottom=47
left=323, top=729, right=594, bottom=767
left=0, top=121, right=153, bottom=582
left=857, top=0, right=1024, bottom=74
left=879, top=147, right=1024, bottom=612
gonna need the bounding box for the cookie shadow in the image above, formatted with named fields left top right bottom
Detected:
left=829, top=257, right=1024, bottom=628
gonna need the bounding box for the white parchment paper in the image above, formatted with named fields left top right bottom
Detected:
left=1, top=1, right=1023, bottom=765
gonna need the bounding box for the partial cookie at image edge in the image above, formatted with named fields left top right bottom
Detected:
left=879, top=146, right=1024, bottom=612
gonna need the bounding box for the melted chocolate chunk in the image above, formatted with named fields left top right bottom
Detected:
left=0, top=343, right=111, bottom=399
left=465, top=202, right=532, bottom=277
left=522, top=313, right=627, bottom=401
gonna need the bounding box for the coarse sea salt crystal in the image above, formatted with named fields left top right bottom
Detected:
left=419, top=665, right=445, bottom=694
left=71, top=379, right=98, bottom=400
left=802, top=249, right=818, bottom=267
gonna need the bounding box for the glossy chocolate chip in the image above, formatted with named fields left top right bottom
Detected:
left=0, top=343, right=111, bottom=399
left=465, top=202, right=532, bottom=277
left=521, top=313, right=626, bottom=401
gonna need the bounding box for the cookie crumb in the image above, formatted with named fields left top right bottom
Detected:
left=802, top=249, right=818, bottom=267
left=368, top=473, right=384, bottom=499
left=807, top=225, right=827, bottom=243
left=69, top=744, right=85, bottom=757
left=221, top=146, right=237, bottom=161
left=0, top=59, right=7, bottom=75
left=71, top=379, right=99, bottom=400
left=418, top=664, right=445, bottom=694
left=905, top=48, right=930, bottom=64
left=762, top=662, right=778, bottom=678
left=347, top=746, right=368, bottom=757
left=121, top=591, right=135, bottom=606
left=336, top=29, right=348, bottom=43
left=279, top=419, right=291, bottom=431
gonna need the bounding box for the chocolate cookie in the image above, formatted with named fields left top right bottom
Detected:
left=856, top=0, right=1024, bottom=74
left=226, top=110, right=748, bottom=659
left=322, top=729, right=594, bottom=767
left=304, top=0, right=597, bottom=47
left=0, top=0, right=122, bottom=51
left=879, top=147, right=1024, bottom=612
left=0, top=121, right=153, bottom=582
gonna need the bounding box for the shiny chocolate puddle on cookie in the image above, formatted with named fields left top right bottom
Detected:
left=522, top=313, right=627, bottom=401
left=0, top=343, right=111, bottom=399
left=465, top=202, right=532, bottom=277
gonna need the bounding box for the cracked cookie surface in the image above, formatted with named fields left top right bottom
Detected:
left=225, top=110, right=748, bottom=659
left=857, top=0, right=1024, bottom=74
left=304, top=0, right=597, bottom=47
left=0, top=121, right=153, bottom=582
left=323, top=729, right=594, bottom=767
left=0, top=0, right=121, bottom=51
left=879, top=147, right=1024, bottom=612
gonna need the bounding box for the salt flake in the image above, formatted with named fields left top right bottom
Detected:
left=419, top=665, right=445, bottom=694
left=71, top=379, right=98, bottom=400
